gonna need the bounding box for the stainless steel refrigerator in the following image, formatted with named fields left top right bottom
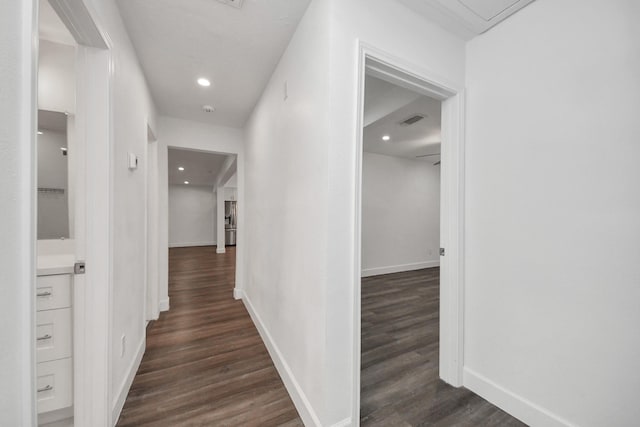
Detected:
left=224, top=201, right=237, bottom=246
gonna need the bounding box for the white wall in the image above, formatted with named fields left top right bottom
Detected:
left=37, top=129, right=69, bottom=239
left=324, top=1, right=465, bottom=423
left=464, top=1, right=640, bottom=426
left=244, top=0, right=330, bottom=424
left=168, top=184, right=216, bottom=247
left=361, top=152, right=440, bottom=277
left=80, top=0, right=158, bottom=421
left=243, top=0, right=465, bottom=424
left=0, top=1, right=37, bottom=424
left=224, top=186, right=237, bottom=201
left=38, top=39, right=75, bottom=114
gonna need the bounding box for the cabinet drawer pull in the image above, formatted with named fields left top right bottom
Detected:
left=37, top=334, right=52, bottom=341
left=38, top=385, right=53, bottom=393
left=37, top=291, right=52, bottom=297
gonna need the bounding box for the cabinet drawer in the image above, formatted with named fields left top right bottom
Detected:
left=37, top=358, right=73, bottom=414
left=36, top=308, right=72, bottom=363
left=36, top=275, right=71, bottom=311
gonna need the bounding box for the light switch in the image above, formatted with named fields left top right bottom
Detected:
left=128, top=153, right=138, bottom=170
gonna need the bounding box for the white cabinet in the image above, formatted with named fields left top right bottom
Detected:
left=36, top=358, right=73, bottom=414
left=36, top=308, right=72, bottom=363
left=37, top=274, right=72, bottom=311
left=36, top=273, right=73, bottom=416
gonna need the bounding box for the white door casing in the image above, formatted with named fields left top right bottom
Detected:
left=352, top=41, right=466, bottom=425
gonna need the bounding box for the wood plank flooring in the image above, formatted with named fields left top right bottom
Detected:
left=117, top=246, right=303, bottom=427
left=361, top=268, right=527, bottom=427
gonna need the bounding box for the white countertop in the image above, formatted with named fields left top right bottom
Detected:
left=37, top=254, right=75, bottom=276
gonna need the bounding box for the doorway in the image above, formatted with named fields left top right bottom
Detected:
left=353, top=47, right=466, bottom=425
left=359, top=67, right=445, bottom=424
left=35, top=7, right=78, bottom=422
left=34, top=0, right=112, bottom=425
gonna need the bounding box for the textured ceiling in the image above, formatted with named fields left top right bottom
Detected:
left=363, top=75, right=441, bottom=162
left=117, top=0, right=312, bottom=128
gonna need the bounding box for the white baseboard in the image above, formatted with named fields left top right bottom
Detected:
left=463, top=368, right=573, bottom=427
left=240, top=290, right=322, bottom=427
left=159, top=298, right=170, bottom=312
left=216, top=246, right=226, bottom=254
left=111, top=337, right=146, bottom=424
left=37, top=406, right=73, bottom=426
left=330, top=417, right=352, bottom=427
left=361, top=260, right=439, bottom=278
left=233, top=288, right=242, bottom=300
left=169, top=241, right=215, bottom=248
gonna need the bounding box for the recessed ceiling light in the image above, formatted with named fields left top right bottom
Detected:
left=60, top=147, right=67, bottom=151
left=37, top=131, right=43, bottom=135
left=184, top=181, right=190, bottom=185
left=197, top=78, right=211, bottom=87
left=382, top=135, right=391, bottom=141
left=178, top=167, right=185, bottom=171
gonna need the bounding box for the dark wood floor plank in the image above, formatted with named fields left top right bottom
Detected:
left=117, top=246, right=303, bottom=427
left=361, top=268, right=527, bottom=426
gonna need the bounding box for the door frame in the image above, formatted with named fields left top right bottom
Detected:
left=145, top=124, right=160, bottom=321
left=352, top=42, right=466, bottom=424
left=42, top=0, right=113, bottom=425
left=162, top=144, right=245, bottom=299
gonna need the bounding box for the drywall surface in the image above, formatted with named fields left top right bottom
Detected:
left=38, top=40, right=75, bottom=114
left=243, top=0, right=330, bottom=424
left=464, top=1, right=640, bottom=425
left=168, top=185, right=216, bottom=247
left=158, top=116, right=245, bottom=309
left=243, top=0, right=465, bottom=423
left=361, top=152, right=440, bottom=276
left=37, top=130, right=69, bottom=239
left=82, top=0, right=158, bottom=421
left=324, top=0, right=466, bottom=422
left=0, top=1, right=37, bottom=424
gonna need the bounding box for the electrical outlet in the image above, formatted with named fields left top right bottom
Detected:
left=121, top=334, right=126, bottom=358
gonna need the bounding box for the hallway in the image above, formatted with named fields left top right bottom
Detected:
left=361, top=268, right=526, bottom=427
left=117, top=246, right=302, bottom=426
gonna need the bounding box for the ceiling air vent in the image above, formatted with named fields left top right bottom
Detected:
left=215, top=0, right=244, bottom=9
left=399, top=114, right=425, bottom=126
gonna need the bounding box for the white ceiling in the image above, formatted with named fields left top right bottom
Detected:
left=39, top=0, right=76, bottom=46
left=116, top=0, right=312, bottom=128
left=363, top=75, right=441, bottom=162
left=168, top=148, right=234, bottom=187
left=396, top=0, right=536, bottom=40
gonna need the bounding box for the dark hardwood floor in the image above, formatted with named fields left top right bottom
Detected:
left=117, top=246, right=303, bottom=427
left=361, top=268, right=527, bottom=427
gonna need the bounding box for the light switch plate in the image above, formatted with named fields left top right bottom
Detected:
left=128, top=153, right=138, bottom=170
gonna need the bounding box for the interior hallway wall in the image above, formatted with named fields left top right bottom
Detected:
left=168, top=184, right=216, bottom=247
left=464, top=0, right=640, bottom=425
left=361, top=152, right=440, bottom=277
left=324, top=0, right=466, bottom=423
left=0, top=1, right=37, bottom=424
left=244, top=0, right=466, bottom=424
left=85, top=0, right=158, bottom=422
left=38, top=40, right=75, bottom=114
